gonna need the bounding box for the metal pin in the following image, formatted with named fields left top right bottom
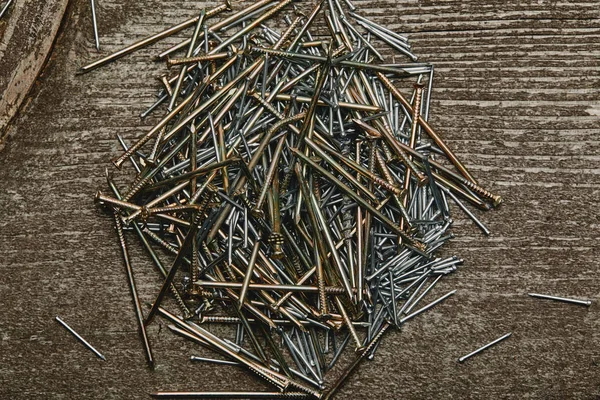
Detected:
left=150, top=392, right=310, bottom=398
left=79, top=1, right=231, bottom=73
left=113, top=212, right=155, bottom=367
left=0, top=0, right=14, bottom=19
left=528, top=293, right=592, bottom=307
left=91, top=6, right=503, bottom=397
left=400, top=289, right=456, bottom=324
left=168, top=10, right=206, bottom=111
left=238, top=240, right=261, bottom=311
left=441, top=185, right=490, bottom=235
left=90, top=0, right=100, bottom=51
left=190, top=356, right=240, bottom=366
left=55, top=316, right=106, bottom=360
left=458, top=332, right=512, bottom=363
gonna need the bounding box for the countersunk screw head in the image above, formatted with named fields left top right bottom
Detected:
left=94, top=190, right=103, bottom=204
left=251, top=208, right=265, bottom=219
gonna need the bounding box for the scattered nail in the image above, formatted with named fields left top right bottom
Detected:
left=55, top=316, right=106, bottom=361
left=528, top=293, right=592, bottom=307
left=458, top=332, right=512, bottom=363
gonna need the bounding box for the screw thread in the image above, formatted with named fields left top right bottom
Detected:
left=167, top=53, right=228, bottom=67
left=247, top=364, right=288, bottom=390
left=274, top=16, right=302, bottom=50
left=375, top=150, right=394, bottom=185
left=286, top=380, right=322, bottom=398
left=237, top=193, right=253, bottom=209
left=462, top=179, right=502, bottom=206
left=268, top=112, right=306, bottom=137
left=372, top=174, right=402, bottom=195
left=280, top=167, right=293, bottom=195
left=113, top=210, right=127, bottom=246
left=171, top=286, right=193, bottom=319
left=203, top=316, right=240, bottom=324
left=149, top=204, right=200, bottom=215
left=250, top=46, right=293, bottom=60
left=318, top=276, right=328, bottom=316
left=191, top=241, right=199, bottom=286
left=147, top=127, right=166, bottom=162
left=368, top=143, right=377, bottom=174
left=291, top=251, right=304, bottom=278
left=253, top=92, right=284, bottom=120
left=381, top=141, right=394, bottom=162
left=412, top=84, right=424, bottom=125
left=123, top=174, right=152, bottom=202
left=143, top=227, right=179, bottom=255
left=395, top=147, right=427, bottom=184
left=312, top=174, right=321, bottom=200
left=279, top=393, right=312, bottom=399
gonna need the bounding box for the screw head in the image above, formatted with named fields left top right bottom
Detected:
left=251, top=208, right=265, bottom=219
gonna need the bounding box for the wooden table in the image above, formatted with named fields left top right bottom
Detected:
left=1, top=0, right=599, bottom=398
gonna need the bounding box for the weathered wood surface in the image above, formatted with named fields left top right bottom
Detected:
left=1, top=0, right=599, bottom=399
left=0, top=0, right=69, bottom=139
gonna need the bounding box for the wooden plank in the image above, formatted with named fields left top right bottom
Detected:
left=0, top=0, right=70, bottom=142
left=0, top=0, right=598, bottom=399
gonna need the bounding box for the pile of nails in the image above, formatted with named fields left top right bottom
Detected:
left=90, top=0, right=502, bottom=398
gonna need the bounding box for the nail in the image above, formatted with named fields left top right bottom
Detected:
left=528, top=293, right=592, bottom=307
left=89, top=0, right=100, bottom=51
left=238, top=240, right=261, bottom=311
left=0, top=0, right=14, bottom=19
left=458, top=332, right=512, bottom=363
left=79, top=1, right=231, bottom=73
left=150, top=392, right=310, bottom=398
left=55, top=316, right=106, bottom=360
left=167, top=52, right=230, bottom=68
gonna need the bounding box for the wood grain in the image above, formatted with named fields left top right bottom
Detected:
left=0, top=0, right=69, bottom=142
left=0, top=0, right=599, bottom=399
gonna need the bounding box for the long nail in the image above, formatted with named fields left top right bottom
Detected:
left=458, top=332, right=512, bottom=363
left=55, top=316, right=106, bottom=360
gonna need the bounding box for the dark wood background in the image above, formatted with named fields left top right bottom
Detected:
left=1, top=0, right=599, bottom=398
